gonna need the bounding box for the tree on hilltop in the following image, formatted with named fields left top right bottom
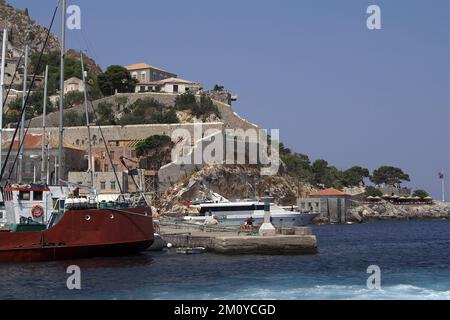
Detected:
left=342, top=166, right=370, bottom=187
left=97, top=65, right=137, bottom=96
left=370, top=166, right=410, bottom=187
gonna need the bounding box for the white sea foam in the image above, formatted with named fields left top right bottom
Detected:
left=217, top=284, right=450, bottom=300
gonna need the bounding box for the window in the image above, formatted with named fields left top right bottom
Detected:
left=104, top=164, right=109, bottom=172
left=173, top=85, right=179, bottom=93
left=0, top=212, right=2, bottom=219
left=110, top=181, right=116, bottom=190
left=100, top=182, right=106, bottom=190
left=33, top=191, right=43, bottom=201
left=110, top=151, right=115, bottom=160
left=19, top=191, right=31, bottom=201
left=141, top=72, right=146, bottom=81
left=116, top=141, right=120, bottom=147
left=132, top=72, right=137, bottom=79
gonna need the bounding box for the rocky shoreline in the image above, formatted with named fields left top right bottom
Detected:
left=346, top=201, right=450, bottom=223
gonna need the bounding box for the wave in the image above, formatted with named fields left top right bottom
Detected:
left=212, top=284, right=450, bottom=300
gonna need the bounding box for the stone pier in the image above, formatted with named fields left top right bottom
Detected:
left=159, top=226, right=318, bottom=255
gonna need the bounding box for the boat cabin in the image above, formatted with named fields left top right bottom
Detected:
left=2, top=185, right=71, bottom=225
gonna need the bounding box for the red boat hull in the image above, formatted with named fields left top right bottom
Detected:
left=0, top=207, right=154, bottom=263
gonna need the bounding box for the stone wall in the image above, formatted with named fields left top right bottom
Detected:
left=3, top=122, right=225, bottom=149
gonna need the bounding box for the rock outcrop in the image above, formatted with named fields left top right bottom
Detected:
left=348, top=200, right=450, bottom=222
left=66, top=49, right=103, bottom=76
left=0, top=0, right=60, bottom=54
left=159, top=164, right=299, bottom=213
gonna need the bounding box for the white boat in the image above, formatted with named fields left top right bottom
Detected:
left=184, top=199, right=318, bottom=227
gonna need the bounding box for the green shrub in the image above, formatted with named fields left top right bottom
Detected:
left=365, top=186, right=383, bottom=198
left=413, top=189, right=429, bottom=199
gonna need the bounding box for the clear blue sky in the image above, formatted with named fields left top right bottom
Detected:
left=8, top=0, right=450, bottom=200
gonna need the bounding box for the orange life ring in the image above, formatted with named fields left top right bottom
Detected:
left=31, top=205, right=44, bottom=218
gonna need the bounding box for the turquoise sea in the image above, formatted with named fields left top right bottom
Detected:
left=0, top=220, right=449, bottom=300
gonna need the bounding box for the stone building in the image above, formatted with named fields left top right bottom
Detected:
left=1, top=133, right=87, bottom=184
left=125, top=63, right=177, bottom=83
left=64, top=77, right=84, bottom=94
left=299, top=188, right=352, bottom=224
left=0, top=56, right=44, bottom=92
left=68, top=171, right=130, bottom=198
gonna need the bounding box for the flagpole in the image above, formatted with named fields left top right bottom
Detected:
left=442, top=170, right=445, bottom=202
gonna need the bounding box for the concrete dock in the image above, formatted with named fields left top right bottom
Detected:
left=159, top=224, right=318, bottom=255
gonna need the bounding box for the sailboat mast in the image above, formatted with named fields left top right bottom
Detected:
left=58, top=0, right=66, bottom=184
left=41, top=65, right=48, bottom=183
left=80, top=51, right=94, bottom=189
left=18, top=45, right=29, bottom=184
left=0, top=29, right=8, bottom=169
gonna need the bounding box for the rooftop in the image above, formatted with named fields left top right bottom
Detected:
left=138, top=77, right=201, bottom=86
left=125, top=63, right=174, bottom=74
left=309, top=188, right=350, bottom=197
left=3, top=134, right=82, bottom=151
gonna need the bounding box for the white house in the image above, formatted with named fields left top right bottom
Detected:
left=64, top=77, right=84, bottom=94
left=136, top=77, right=202, bottom=94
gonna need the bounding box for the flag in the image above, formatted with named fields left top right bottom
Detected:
left=439, top=172, right=444, bottom=179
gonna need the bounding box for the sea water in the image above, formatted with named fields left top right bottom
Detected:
left=0, top=220, right=448, bottom=300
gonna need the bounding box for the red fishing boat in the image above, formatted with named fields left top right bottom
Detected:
left=0, top=202, right=154, bottom=263
left=0, top=184, right=154, bottom=262
left=0, top=1, right=154, bottom=262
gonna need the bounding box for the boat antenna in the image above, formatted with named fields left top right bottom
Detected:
left=57, top=0, right=66, bottom=184
left=40, top=65, right=49, bottom=184
left=17, top=44, right=28, bottom=183
left=0, top=4, right=60, bottom=185
left=0, top=29, right=8, bottom=171
left=80, top=51, right=94, bottom=190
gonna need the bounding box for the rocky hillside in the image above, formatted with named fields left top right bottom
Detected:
left=159, top=164, right=304, bottom=214
left=66, top=49, right=103, bottom=77
left=0, top=0, right=60, bottom=54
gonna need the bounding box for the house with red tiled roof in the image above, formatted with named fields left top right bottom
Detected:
left=299, top=188, right=352, bottom=224
left=309, top=188, right=350, bottom=197
left=1, top=134, right=87, bottom=185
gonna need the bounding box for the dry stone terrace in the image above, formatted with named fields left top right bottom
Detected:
left=27, top=92, right=259, bottom=132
